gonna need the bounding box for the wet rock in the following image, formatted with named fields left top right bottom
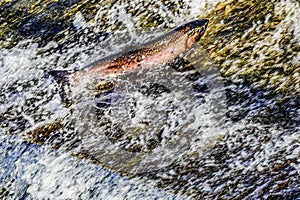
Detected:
left=1, top=0, right=299, bottom=199
left=139, top=83, right=171, bottom=98
left=199, top=0, right=300, bottom=96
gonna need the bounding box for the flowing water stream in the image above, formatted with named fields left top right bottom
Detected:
left=0, top=0, right=299, bottom=199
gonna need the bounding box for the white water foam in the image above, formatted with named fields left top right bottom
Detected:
left=2, top=0, right=299, bottom=199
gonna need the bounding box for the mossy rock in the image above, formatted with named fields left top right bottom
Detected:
left=198, top=0, right=299, bottom=96
left=0, top=0, right=187, bottom=49
left=26, top=119, right=63, bottom=144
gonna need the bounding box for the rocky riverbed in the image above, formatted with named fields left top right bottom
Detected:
left=0, top=0, right=299, bottom=199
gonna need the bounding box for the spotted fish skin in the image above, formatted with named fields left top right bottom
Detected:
left=49, top=19, right=209, bottom=84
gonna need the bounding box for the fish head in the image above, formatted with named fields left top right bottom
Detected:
left=177, top=19, right=209, bottom=49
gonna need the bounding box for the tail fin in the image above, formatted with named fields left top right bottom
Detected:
left=48, top=70, right=72, bottom=85
left=48, top=70, right=73, bottom=106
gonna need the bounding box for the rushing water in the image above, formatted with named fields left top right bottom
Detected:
left=1, top=0, right=299, bottom=199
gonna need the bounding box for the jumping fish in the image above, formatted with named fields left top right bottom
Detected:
left=49, top=19, right=209, bottom=84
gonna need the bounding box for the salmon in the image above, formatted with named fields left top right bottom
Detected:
left=49, top=19, right=209, bottom=84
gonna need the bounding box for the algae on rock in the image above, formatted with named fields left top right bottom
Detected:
left=198, top=0, right=300, bottom=96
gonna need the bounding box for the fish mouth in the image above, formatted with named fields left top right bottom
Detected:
left=189, top=19, right=209, bottom=41
left=185, top=19, right=209, bottom=49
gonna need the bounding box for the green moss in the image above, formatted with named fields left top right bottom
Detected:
left=94, top=80, right=114, bottom=92
left=0, top=0, right=110, bottom=48
left=26, top=119, right=63, bottom=144
left=198, top=0, right=299, bottom=96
